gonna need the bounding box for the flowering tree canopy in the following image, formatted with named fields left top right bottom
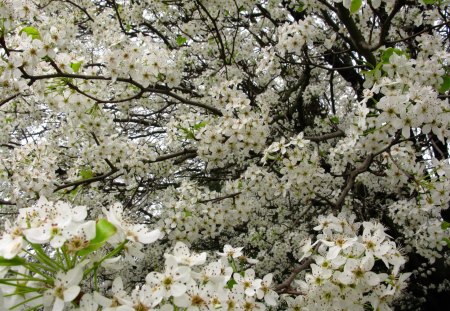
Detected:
left=0, top=0, right=450, bottom=310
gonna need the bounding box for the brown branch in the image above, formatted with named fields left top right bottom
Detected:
left=0, top=199, right=16, bottom=205
left=275, top=244, right=320, bottom=293
left=113, top=118, right=160, bottom=126
left=20, top=68, right=221, bottom=115
left=304, top=129, right=345, bottom=142
left=146, top=86, right=222, bottom=115
left=0, top=93, right=20, bottom=107
left=375, top=0, right=406, bottom=48
left=53, top=168, right=120, bottom=192
left=334, top=3, right=377, bottom=66
left=145, top=149, right=198, bottom=163
left=67, top=81, right=145, bottom=104
left=112, top=0, right=129, bottom=34
left=371, top=21, right=450, bottom=50
left=142, top=22, right=174, bottom=49
left=64, top=0, right=94, bottom=21
left=333, top=133, right=401, bottom=210
left=195, top=0, right=229, bottom=66
left=198, top=192, right=241, bottom=204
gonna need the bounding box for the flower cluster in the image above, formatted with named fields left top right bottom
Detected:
left=0, top=198, right=161, bottom=311
left=1, top=0, right=450, bottom=309
left=94, top=243, right=278, bottom=311
left=276, top=17, right=318, bottom=56
left=292, top=212, right=410, bottom=311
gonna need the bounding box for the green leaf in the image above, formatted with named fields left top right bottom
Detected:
left=157, top=72, right=165, bottom=82
left=422, top=0, right=437, bottom=4
left=184, top=209, right=192, bottom=217
left=86, top=103, right=100, bottom=115
left=349, top=0, right=363, bottom=13
left=226, top=278, right=237, bottom=289
left=79, top=168, right=94, bottom=180
left=380, top=48, right=405, bottom=64
left=295, top=2, right=305, bottom=12
left=176, top=35, right=187, bottom=46
left=19, top=26, right=41, bottom=40
left=442, top=221, right=450, bottom=230
left=193, top=121, right=208, bottom=130
left=0, top=256, right=26, bottom=266
left=330, top=116, right=339, bottom=124
left=179, top=127, right=196, bottom=140
left=362, top=62, right=382, bottom=75
left=443, top=237, right=450, bottom=248
left=70, top=61, right=82, bottom=73
left=77, top=219, right=117, bottom=256
left=68, top=187, right=80, bottom=198
left=438, top=75, right=450, bottom=94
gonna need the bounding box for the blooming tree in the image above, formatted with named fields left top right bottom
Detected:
left=0, top=0, right=449, bottom=310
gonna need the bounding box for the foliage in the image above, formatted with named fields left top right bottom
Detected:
left=0, top=0, right=449, bottom=310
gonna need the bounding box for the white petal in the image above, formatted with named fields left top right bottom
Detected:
left=145, top=272, right=162, bottom=285
left=159, top=304, right=175, bottom=311
left=24, top=227, right=51, bottom=244
left=361, top=254, right=375, bottom=271
left=65, top=266, right=83, bottom=286
left=50, top=235, right=66, bottom=248
left=327, top=246, right=340, bottom=260
left=43, top=290, right=54, bottom=307
left=174, top=242, right=190, bottom=257
left=245, top=269, right=255, bottom=279
left=365, top=272, right=380, bottom=286
left=263, top=273, right=273, bottom=284
left=80, top=294, right=98, bottom=311
left=137, top=228, right=160, bottom=244
left=170, top=283, right=187, bottom=297
left=82, top=221, right=97, bottom=240
left=173, top=293, right=190, bottom=308
left=71, top=205, right=88, bottom=222
left=338, top=271, right=354, bottom=285
left=63, top=285, right=80, bottom=302
left=191, top=252, right=207, bottom=266
left=402, top=126, right=410, bottom=139
left=112, top=276, right=124, bottom=293
left=52, top=297, right=65, bottom=311
left=93, top=292, right=112, bottom=307
left=265, top=291, right=279, bottom=306
left=0, top=235, right=23, bottom=259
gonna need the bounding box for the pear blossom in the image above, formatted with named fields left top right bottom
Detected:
left=256, top=274, right=278, bottom=306
left=338, top=256, right=381, bottom=286
left=43, top=266, right=84, bottom=311
left=167, top=241, right=207, bottom=266
left=94, top=277, right=132, bottom=311
left=145, top=255, right=191, bottom=302
left=233, top=269, right=262, bottom=297
left=103, top=203, right=161, bottom=244
left=217, top=245, right=244, bottom=259
left=0, top=234, right=23, bottom=259
left=0, top=0, right=449, bottom=309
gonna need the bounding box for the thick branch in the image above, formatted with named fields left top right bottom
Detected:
left=333, top=133, right=401, bottom=210
left=145, top=149, right=198, bottom=163
left=0, top=199, right=16, bottom=205
left=275, top=244, right=320, bottom=293
left=335, top=3, right=377, bottom=66
left=304, top=129, right=345, bottom=142
left=53, top=167, right=120, bottom=192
